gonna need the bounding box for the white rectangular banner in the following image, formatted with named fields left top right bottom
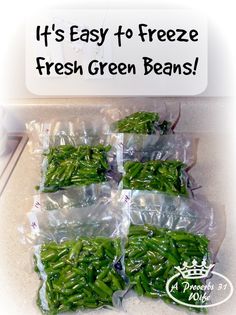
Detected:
left=25, top=9, right=207, bottom=96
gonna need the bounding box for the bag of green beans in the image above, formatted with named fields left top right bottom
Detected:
left=120, top=159, right=192, bottom=196
left=40, top=143, right=113, bottom=193
left=101, top=100, right=180, bottom=135
left=26, top=120, right=120, bottom=188
left=122, top=190, right=225, bottom=255
left=120, top=190, right=225, bottom=311
left=34, top=237, right=126, bottom=314
left=38, top=134, right=121, bottom=194
left=27, top=197, right=130, bottom=315
left=114, top=134, right=197, bottom=196
left=125, top=224, right=211, bottom=311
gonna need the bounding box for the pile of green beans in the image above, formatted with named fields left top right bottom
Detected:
left=43, top=144, right=111, bottom=192
left=35, top=237, right=125, bottom=314
left=126, top=225, right=210, bottom=309
left=113, top=111, right=171, bottom=135
left=122, top=160, right=188, bottom=195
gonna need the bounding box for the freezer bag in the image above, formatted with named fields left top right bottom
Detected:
left=121, top=190, right=225, bottom=310
left=28, top=195, right=129, bottom=314
left=102, top=100, right=180, bottom=134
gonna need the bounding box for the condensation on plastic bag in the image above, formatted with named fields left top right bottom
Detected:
left=101, top=100, right=180, bottom=134
left=119, top=190, right=225, bottom=258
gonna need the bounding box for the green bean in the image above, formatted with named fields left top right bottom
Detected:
left=113, top=111, right=171, bottom=135
left=42, top=144, right=111, bottom=192
left=96, top=267, right=110, bottom=280
left=68, top=240, right=82, bottom=260
left=122, top=160, right=188, bottom=196
left=57, top=248, right=68, bottom=258
left=52, top=261, right=66, bottom=270
left=134, top=275, right=144, bottom=295
left=89, top=283, right=107, bottom=298
left=94, top=280, right=113, bottom=296
left=126, top=224, right=210, bottom=310
left=110, top=271, right=123, bottom=290
left=41, top=250, right=58, bottom=263
left=83, top=301, right=98, bottom=308
left=34, top=237, right=125, bottom=314
left=67, top=294, right=84, bottom=303
left=144, top=291, right=159, bottom=298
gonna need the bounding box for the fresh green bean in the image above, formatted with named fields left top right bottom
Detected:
left=113, top=111, right=171, bottom=135
left=125, top=224, right=210, bottom=311
left=122, top=160, right=188, bottom=195
left=35, top=237, right=125, bottom=314
left=42, top=144, right=111, bottom=192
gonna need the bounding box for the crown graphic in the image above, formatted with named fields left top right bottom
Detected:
left=174, top=258, right=215, bottom=279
